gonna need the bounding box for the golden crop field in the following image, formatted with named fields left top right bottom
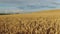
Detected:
left=0, top=9, right=60, bottom=34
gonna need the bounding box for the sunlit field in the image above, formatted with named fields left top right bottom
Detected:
left=0, top=10, right=60, bottom=34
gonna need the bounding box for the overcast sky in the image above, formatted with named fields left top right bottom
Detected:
left=0, top=0, right=60, bottom=13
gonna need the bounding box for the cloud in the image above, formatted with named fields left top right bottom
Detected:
left=0, top=0, right=39, bottom=3
left=0, top=0, right=60, bottom=11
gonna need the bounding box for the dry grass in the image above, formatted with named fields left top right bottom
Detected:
left=0, top=10, right=60, bottom=34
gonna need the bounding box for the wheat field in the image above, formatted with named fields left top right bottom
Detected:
left=0, top=10, right=60, bottom=34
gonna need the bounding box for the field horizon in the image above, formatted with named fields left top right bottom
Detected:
left=0, top=9, right=60, bottom=34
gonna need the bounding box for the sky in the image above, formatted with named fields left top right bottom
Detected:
left=0, top=0, right=60, bottom=13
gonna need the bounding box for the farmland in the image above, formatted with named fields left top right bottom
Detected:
left=0, top=10, right=60, bottom=34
